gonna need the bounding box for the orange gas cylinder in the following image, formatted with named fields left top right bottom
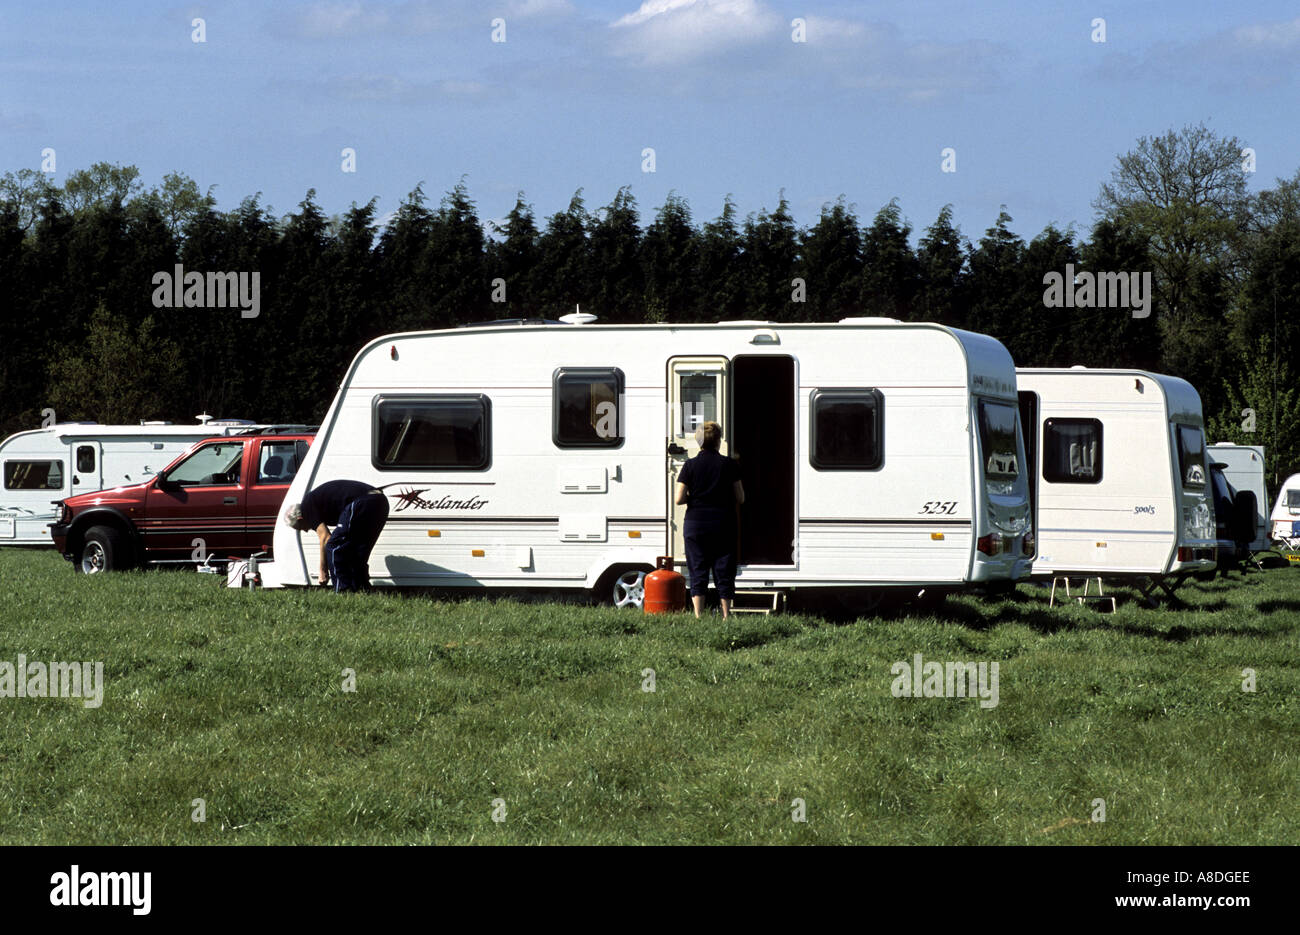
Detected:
left=643, top=555, right=687, bottom=614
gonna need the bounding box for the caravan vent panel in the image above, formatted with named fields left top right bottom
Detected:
left=558, top=467, right=608, bottom=493
left=558, top=514, right=607, bottom=543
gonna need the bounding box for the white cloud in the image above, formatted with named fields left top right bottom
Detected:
left=1232, top=16, right=1300, bottom=48
left=289, top=0, right=573, bottom=39
left=1096, top=15, right=1300, bottom=92
left=609, top=0, right=782, bottom=66
left=295, top=2, right=389, bottom=39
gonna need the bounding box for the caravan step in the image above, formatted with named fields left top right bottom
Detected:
left=1050, top=576, right=1117, bottom=611
left=729, top=590, right=786, bottom=615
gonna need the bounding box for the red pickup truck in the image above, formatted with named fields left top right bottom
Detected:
left=51, top=428, right=315, bottom=573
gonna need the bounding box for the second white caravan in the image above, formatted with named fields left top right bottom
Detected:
left=1268, top=472, right=1300, bottom=547
left=1207, top=443, right=1268, bottom=553
left=1016, top=367, right=1217, bottom=595
left=267, top=318, right=1033, bottom=605
left=0, top=419, right=270, bottom=546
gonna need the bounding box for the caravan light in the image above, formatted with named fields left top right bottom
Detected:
left=391, top=345, right=398, bottom=360
left=976, top=534, right=1004, bottom=556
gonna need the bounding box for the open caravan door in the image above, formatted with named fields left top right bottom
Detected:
left=667, top=356, right=729, bottom=564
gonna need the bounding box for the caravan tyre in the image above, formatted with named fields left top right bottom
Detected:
left=597, top=565, right=653, bottom=609
left=78, top=525, right=130, bottom=574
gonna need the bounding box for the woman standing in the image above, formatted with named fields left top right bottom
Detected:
left=674, top=421, right=745, bottom=619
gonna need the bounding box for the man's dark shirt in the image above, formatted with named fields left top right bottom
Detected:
left=301, top=480, right=376, bottom=529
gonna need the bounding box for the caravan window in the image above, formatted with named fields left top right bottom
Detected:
left=677, top=373, right=720, bottom=438
left=1043, top=419, right=1102, bottom=484
left=810, top=389, right=883, bottom=470
left=4, top=460, right=64, bottom=490
left=977, top=401, right=1020, bottom=478
left=1176, top=425, right=1207, bottom=489
left=76, top=446, right=95, bottom=473
left=553, top=368, right=624, bottom=448
left=373, top=395, right=490, bottom=470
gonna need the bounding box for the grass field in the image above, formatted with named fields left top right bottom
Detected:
left=0, top=547, right=1296, bottom=845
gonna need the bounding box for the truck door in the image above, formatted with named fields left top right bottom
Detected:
left=71, top=442, right=101, bottom=492
left=667, top=356, right=729, bottom=563
left=246, top=438, right=308, bottom=553
left=143, top=440, right=248, bottom=561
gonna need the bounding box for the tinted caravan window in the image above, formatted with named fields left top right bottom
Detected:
left=554, top=368, right=624, bottom=448
left=1043, top=418, right=1102, bottom=484
left=977, top=401, right=1020, bottom=478
left=810, top=389, right=883, bottom=470
left=76, top=445, right=95, bottom=473
left=373, top=395, right=490, bottom=470
left=1176, top=425, right=1207, bottom=489
left=4, top=460, right=63, bottom=490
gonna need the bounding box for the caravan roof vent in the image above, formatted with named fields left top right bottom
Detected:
left=206, top=419, right=256, bottom=427
left=718, top=319, right=773, bottom=326
left=560, top=312, right=598, bottom=325
left=1070, top=365, right=1087, bottom=369
left=839, top=317, right=901, bottom=324
left=139, top=421, right=174, bottom=425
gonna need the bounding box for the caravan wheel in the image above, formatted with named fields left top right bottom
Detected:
left=613, top=569, right=647, bottom=608
left=597, top=566, right=653, bottom=609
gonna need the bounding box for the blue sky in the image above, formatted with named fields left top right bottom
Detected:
left=2, top=0, right=1297, bottom=243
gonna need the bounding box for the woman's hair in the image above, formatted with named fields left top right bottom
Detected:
left=695, top=421, right=723, bottom=450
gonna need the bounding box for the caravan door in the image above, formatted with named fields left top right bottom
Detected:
left=667, top=357, right=729, bottom=563
left=71, top=441, right=101, bottom=492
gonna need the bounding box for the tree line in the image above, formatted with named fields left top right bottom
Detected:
left=2, top=124, right=1299, bottom=480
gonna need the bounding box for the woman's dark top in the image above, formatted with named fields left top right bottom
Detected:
left=301, top=480, right=377, bottom=528
left=679, top=449, right=740, bottom=528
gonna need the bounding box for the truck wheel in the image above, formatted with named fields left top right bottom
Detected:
left=78, top=525, right=131, bottom=574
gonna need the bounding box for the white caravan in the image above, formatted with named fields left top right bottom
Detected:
left=1207, top=443, right=1268, bottom=552
left=1, top=420, right=272, bottom=545
left=1016, top=368, right=1217, bottom=597
left=1268, top=473, right=1300, bottom=547
left=267, top=318, right=1033, bottom=606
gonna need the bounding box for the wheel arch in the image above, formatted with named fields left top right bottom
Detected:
left=583, top=548, right=662, bottom=589
left=67, top=508, right=142, bottom=562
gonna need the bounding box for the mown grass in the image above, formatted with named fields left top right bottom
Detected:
left=0, top=548, right=1296, bottom=844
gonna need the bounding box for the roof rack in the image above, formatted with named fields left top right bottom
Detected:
left=456, top=318, right=563, bottom=328
left=231, top=425, right=319, bottom=436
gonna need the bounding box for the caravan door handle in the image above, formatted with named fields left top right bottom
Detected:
left=223, top=497, right=237, bottom=505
